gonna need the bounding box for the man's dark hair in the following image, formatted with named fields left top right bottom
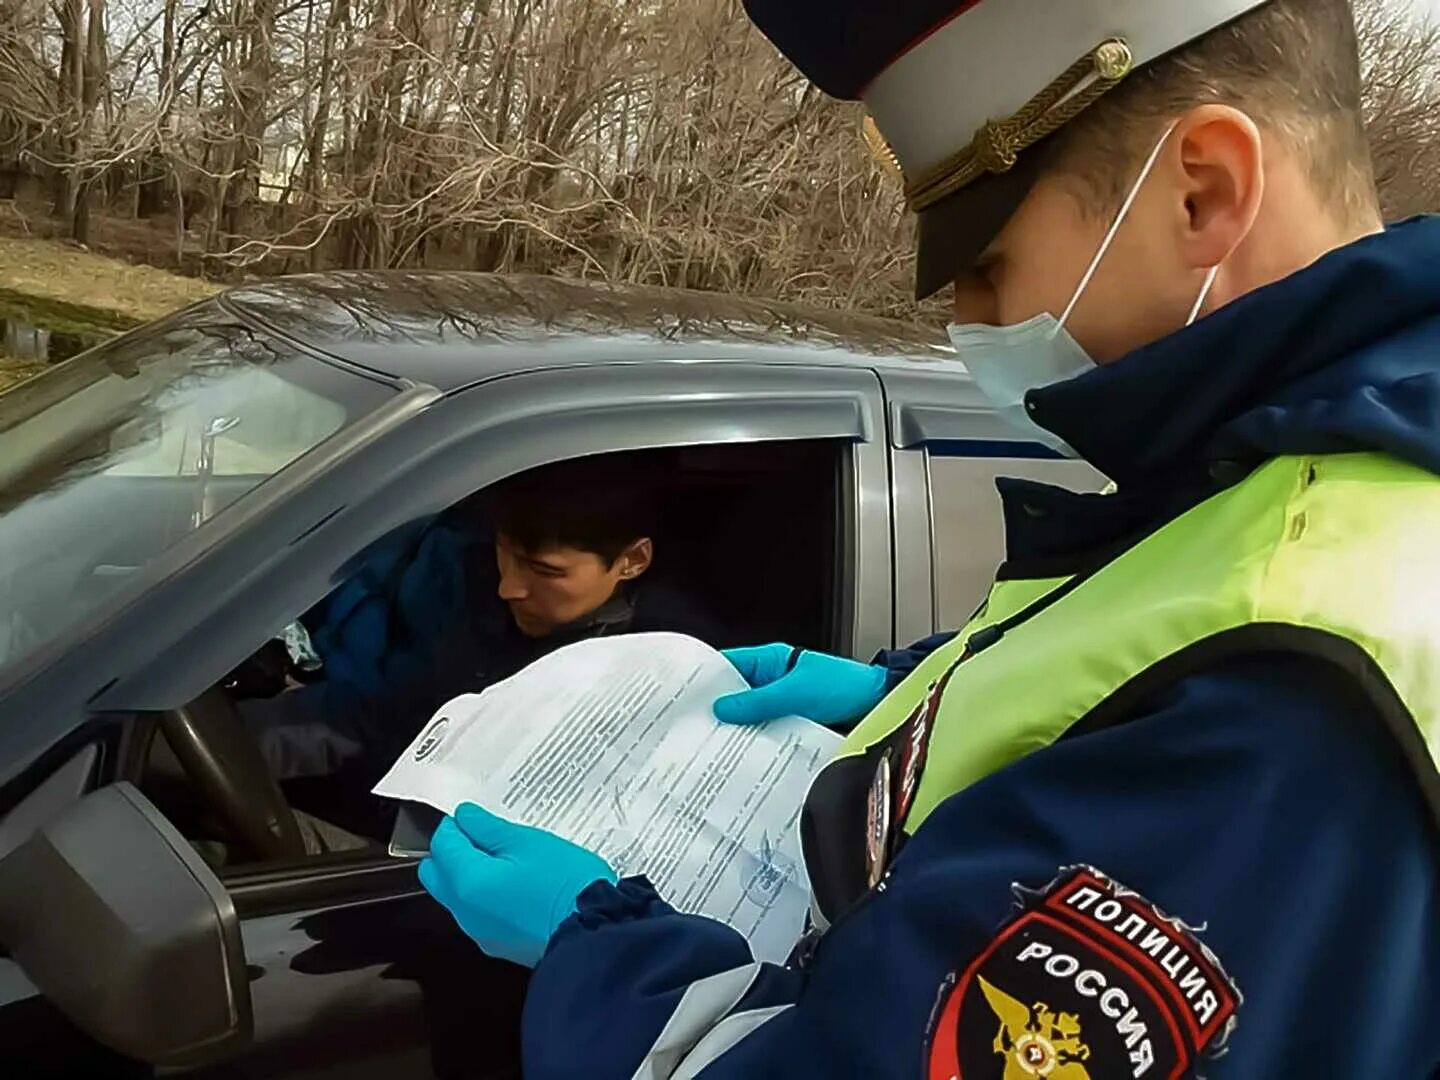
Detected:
left=1049, top=0, right=1379, bottom=225
left=487, top=452, right=662, bottom=566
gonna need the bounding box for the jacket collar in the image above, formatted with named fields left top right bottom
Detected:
left=999, top=217, right=1440, bottom=569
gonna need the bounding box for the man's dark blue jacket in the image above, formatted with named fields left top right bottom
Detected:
left=521, top=219, right=1440, bottom=1078
left=241, top=518, right=720, bottom=788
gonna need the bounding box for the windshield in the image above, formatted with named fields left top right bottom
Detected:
left=0, top=307, right=395, bottom=680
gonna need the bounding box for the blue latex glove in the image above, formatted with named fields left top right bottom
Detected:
left=713, top=643, right=888, bottom=728
left=419, top=802, right=617, bottom=967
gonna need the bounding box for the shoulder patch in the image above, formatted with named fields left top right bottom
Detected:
left=925, top=866, right=1240, bottom=1080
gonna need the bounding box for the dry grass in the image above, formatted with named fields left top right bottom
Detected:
left=0, top=238, right=219, bottom=327
left=0, top=356, right=46, bottom=393
left=0, top=237, right=220, bottom=395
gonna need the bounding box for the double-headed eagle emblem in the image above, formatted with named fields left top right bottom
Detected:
left=978, top=976, right=1093, bottom=1079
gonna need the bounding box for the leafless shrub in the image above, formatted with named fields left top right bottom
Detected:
left=0, top=0, right=1432, bottom=319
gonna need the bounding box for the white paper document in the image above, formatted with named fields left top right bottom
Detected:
left=373, top=632, right=841, bottom=963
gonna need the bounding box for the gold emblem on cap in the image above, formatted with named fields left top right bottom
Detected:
left=1093, top=39, right=1133, bottom=80
left=905, top=37, right=1134, bottom=213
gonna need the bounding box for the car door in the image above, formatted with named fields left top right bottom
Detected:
left=0, top=358, right=894, bottom=1078
left=0, top=746, right=510, bottom=1080
left=878, top=365, right=1108, bottom=643
left=0, top=768, right=524, bottom=1080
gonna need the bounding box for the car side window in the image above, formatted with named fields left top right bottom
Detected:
left=927, top=453, right=1107, bottom=628
left=135, top=438, right=855, bottom=872
left=104, top=365, right=349, bottom=478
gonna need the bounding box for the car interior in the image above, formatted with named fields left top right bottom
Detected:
left=131, top=438, right=850, bottom=871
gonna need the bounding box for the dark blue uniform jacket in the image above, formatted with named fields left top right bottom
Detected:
left=522, top=218, right=1440, bottom=1079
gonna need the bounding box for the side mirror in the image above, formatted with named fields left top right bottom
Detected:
left=0, top=782, right=252, bottom=1066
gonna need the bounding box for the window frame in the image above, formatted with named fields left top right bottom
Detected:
left=879, top=366, right=1107, bottom=639
left=90, top=360, right=892, bottom=716
left=8, top=359, right=892, bottom=910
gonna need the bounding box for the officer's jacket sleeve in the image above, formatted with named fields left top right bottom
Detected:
left=522, top=877, right=803, bottom=1078
left=872, top=630, right=958, bottom=689
left=520, top=652, right=1440, bottom=1079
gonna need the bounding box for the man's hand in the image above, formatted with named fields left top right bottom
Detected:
left=713, top=643, right=888, bottom=728
left=419, top=803, right=617, bottom=967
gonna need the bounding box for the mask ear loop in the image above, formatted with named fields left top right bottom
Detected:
left=1055, top=120, right=1182, bottom=335
left=1186, top=264, right=1221, bottom=326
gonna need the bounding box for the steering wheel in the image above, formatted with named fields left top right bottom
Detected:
left=159, top=687, right=307, bottom=861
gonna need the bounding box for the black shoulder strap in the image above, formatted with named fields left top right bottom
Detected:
left=1064, top=623, right=1440, bottom=837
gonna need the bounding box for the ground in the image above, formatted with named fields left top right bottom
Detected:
left=0, top=236, right=219, bottom=393
left=0, top=236, right=218, bottom=325
left=0, top=358, right=45, bottom=392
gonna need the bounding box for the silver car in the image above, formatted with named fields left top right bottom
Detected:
left=0, top=272, right=1099, bottom=1079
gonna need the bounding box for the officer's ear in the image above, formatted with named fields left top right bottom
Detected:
left=1171, top=104, right=1265, bottom=273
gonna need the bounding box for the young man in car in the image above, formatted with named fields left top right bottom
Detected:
left=238, top=453, right=718, bottom=798
left=418, top=1, right=1440, bottom=1076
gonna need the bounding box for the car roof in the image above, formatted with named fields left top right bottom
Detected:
left=219, top=271, right=953, bottom=390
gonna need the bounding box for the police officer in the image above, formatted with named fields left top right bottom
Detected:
left=419, top=1, right=1440, bottom=1075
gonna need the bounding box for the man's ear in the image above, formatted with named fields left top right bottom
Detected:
left=1172, top=104, right=1265, bottom=271
left=616, top=538, right=654, bottom=580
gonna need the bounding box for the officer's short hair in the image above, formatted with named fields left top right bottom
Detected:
left=1048, top=0, right=1378, bottom=224
left=488, top=453, right=661, bottom=567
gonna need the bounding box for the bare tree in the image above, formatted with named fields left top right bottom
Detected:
left=0, top=0, right=1434, bottom=318
left=1358, top=0, right=1440, bottom=219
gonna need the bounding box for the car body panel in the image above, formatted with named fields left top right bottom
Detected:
left=219, top=272, right=952, bottom=391
left=877, top=367, right=1109, bottom=637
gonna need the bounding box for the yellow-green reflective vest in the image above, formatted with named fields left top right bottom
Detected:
left=803, top=452, right=1440, bottom=918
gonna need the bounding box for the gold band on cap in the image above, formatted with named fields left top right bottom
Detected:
left=901, top=38, right=1134, bottom=212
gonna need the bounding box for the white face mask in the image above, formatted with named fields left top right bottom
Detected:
left=948, top=122, right=1221, bottom=457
